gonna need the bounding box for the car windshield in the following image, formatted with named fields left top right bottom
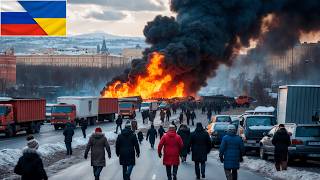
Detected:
left=214, top=124, right=229, bottom=131
left=119, top=103, right=133, bottom=108
left=216, top=116, right=232, bottom=123
left=296, top=126, right=320, bottom=137
left=46, top=106, right=52, bottom=113
left=141, top=103, right=150, bottom=108
left=52, top=106, right=72, bottom=113
left=246, top=116, right=275, bottom=126
left=0, top=107, right=6, bottom=115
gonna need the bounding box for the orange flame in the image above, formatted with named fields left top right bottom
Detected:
left=101, top=52, right=186, bottom=99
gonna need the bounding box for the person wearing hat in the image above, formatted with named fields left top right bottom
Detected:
left=219, top=125, right=244, bottom=180
left=190, top=123, right=212, bottom=179
left=158, top=125, right=183, bottom=180
left=84, top=127, right=111, bottom=180
left=14, top=135, right=48, bottom=180
left=116, top=121, right=140, bottom=180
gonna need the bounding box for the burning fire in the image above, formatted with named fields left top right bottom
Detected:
left=101, top=52, right=186, bottom=99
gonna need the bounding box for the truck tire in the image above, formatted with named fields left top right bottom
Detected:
left=259, top=147, right=268, bottom=160
left=5, top=126, right=15, bottom=137
left=34, top=123, right=41, bottom=133
left=110, top=114, right=115, bottom=122
left=27, top=123, right=36, bottom=134
left=89, top=117, right=96, bottom=126
left=54, top=125, right=59, bottom=130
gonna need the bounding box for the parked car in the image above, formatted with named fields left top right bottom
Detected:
left=207, top=115, right=233, bottom=147
left=260, top=124, right=320, bottom=161
left=239, top=115, right=277, bottom=153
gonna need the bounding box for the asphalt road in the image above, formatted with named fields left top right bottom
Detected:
left=50, top=137, right=266, bottom=180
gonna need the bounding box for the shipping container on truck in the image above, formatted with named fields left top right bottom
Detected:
left=57, top=96, right=99, bottom=125
left=98, top=98, right=118, bottom=122
left=278, top=85, right=320, bottom=124
left=0, top=98, right=46, bottom=137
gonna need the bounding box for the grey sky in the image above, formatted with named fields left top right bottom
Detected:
left=67, top=0, right=173, bottom=36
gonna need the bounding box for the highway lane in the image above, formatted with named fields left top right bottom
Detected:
left=50, top=136, right=266, bottom=180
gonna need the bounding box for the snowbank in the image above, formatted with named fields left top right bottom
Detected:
left=210, top=150, right=320, bottom=180
left=0, top=131, right=117, bottom=167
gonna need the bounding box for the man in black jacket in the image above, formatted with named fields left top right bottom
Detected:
left=272, top=124, right=291, bottom=171
left=80, top=118, right=87, bottom=138
left=115, top=115, right=123, bottom=134
left=158, top=125, right=166, bottom=139
left=146, top=125, right=157, bottom=149
left=190, top=123, right=212, bottom=179
left=63, top=123, right=74, bottom=155
left=14, top=136, right=47, bottom=180
left=116, top=122, right=140, bottom=180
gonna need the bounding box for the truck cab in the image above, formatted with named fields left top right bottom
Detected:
left=239, top=115, right=277, bottom=152
left=119, top=102, right=136, bottom=119
left=0, top=104, right=14, bottom=136
left=51, top=104, right=76, bottom=130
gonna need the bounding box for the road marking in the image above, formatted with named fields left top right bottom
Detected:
left=152, top=174, right=156, bottom=180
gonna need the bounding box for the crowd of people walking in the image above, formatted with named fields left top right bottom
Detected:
left=13, top=106, right=293, bottom=180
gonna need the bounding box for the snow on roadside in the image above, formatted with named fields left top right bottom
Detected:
left=210, top=150, right=320, bottom=180
left=0, top=131, right=117, bottom=167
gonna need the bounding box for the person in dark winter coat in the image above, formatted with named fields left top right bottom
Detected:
left=84, top=127, right=111, bottom=180
left=186, top=110, right=191, bottom=125
left=158, top=125, right=166, bottom=139
left=160, top=110, right=166, bottom=123
left=146, top=124, right=158, bottom=149
left=115, top=116, right=123, bottom=134
left=179, top=112, right=184, bottom=124
left=207, top=111, right=212, bottom=123
left=137, top=131, right=144, bottom=144
left=116, top=123, right=140, bottom=180
left=272, top=124, right=291, bottom=171
left=171, top=121, right=177, bottom=131
left=80, top=118, right=87, bottom=138
left=190, top=123, right=212, bottom=179
left=190, top=111, right=196, bottom=126
left=158, top=125, right=183, bottom=180
left=14, top=137, right=47, bottom=180
left=219, top=125, right=244, bottom=180
left=177, top=124, right=191, bottom=162
left=166, top=109, right=172, bottom=122
left=63, top=123, right=74, bottom=155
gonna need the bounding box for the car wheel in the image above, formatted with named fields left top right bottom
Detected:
left=260, top=147, right=268, bottom=160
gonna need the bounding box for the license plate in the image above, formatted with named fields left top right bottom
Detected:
left=247, top=140, right=256, bottom=144
left=308, top=154, right=320, bottom=157
left=308, top=142, right=320, bottom=146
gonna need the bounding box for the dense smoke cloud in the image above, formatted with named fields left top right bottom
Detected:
left=102, top=0, right=320, bottom=96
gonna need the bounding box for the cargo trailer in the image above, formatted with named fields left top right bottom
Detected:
left=0, top=98, right=46, bottom=137
left=277, top=85, right=320, bottom=124
left=98, top=98, right=118, bottom=122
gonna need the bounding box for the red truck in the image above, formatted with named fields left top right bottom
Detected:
left=50, top=103, right=76, bottom=130
left=98, top=98, right=118, bottom=122
left=0, top=98, right=46, bottom=137
left=235, top=96, right=254, bottom=107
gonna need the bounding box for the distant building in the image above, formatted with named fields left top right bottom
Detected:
left=100, top=39, right=109, bottom=54
left=16, top=54, right=130, bottom=68
left=267, top=42, right=320, bottom=73
left=122, top=44, right=144, bottom=60
left=0, top=48, right=16, bottom=87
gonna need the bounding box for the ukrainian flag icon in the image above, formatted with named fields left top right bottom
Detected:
left=1, top=0, right=66, bottom=36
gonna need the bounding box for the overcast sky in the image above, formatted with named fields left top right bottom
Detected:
left=67, top=0, right=174, bottom=37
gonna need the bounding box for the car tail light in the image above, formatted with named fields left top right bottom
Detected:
left=292, top=139, right=303, bottom=145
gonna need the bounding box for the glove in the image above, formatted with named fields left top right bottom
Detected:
left=84, top=155, right=88, bottom=159
left=136, top=154, right=140, bottom=158
left=158, top=153, right=162, bottom=158
left=219, top=156, right=224, bottom=163
left=240, top=156, right=243, bottom=163
left=108, top=154, right=111, bottom=159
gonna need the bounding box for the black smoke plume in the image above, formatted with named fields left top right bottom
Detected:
left=102, top=0, right=320, bottom=96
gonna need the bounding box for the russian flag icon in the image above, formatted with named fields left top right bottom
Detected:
left=0, top=0, right=66, bottom=36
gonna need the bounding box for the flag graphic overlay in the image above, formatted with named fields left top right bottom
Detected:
left=1, top=0, right=66, bottom=36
